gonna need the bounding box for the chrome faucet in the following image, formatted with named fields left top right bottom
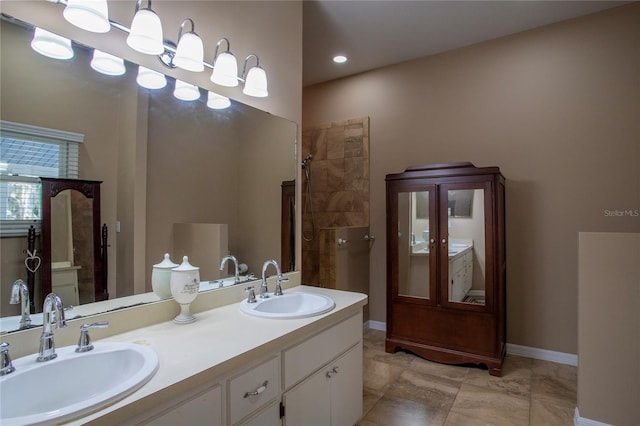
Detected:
left=220, top=254, right=240, bottom=284
left=260, top=259, right=284, bottom=298
left=9, top=279, right=31, bottom=329
left=37, top=293, right=67, bottom=362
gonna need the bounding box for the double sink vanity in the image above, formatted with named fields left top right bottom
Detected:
left=0, top=274, right=367, bottom=425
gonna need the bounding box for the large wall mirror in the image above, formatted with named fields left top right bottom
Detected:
left=0, top=15, right=297, bottom=332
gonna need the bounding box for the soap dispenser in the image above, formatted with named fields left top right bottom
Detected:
left=170, top=256, right=200, bottom=324
left=151, top=253, right=178, bottom=299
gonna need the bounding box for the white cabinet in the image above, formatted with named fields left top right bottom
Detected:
left=283, top=344, right=362, bottom=426
left=281, top=312, right=363, bottom=426
left=134, top=310, right=363, bottom=426
left=448, top=249, right=473, bottom=302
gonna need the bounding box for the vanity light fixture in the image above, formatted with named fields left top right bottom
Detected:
left=63, top=0, right=110, bottom=33
left=242, top=54, right=268, bottom=98
left=42, top=1, right=270, bottom=97
left=137, top=66, right=166, bottom=89
left=173, top=18, right=204, bottom=72
left=31, top=27, right=74, bottom=60
left=173, top=80, right=200, bottom=101
left=207, top=91, right=231, bottom=109
left=90, top=49, right=125, bottom=76
left=126, top=0, right=164, bottom=55
left=210, top=38, right=238, bottom=87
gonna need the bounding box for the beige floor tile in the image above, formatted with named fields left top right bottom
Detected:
left=363, top=357, right=406, bottom=393
left=409, top=356, right=470, bottom=383
left=360, top=393, right=449, bottom=426
left=464, top=355, right=533, bottom=398
left=530, top=359, right=577, bottom=404
left=362, top=387, right=384, bottom=419
left=530, top=393, right=576, bottom=426
left=445, top=383, right=530, bottom=426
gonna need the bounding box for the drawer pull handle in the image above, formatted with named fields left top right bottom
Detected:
left=244, top=380, right=268, bottom=398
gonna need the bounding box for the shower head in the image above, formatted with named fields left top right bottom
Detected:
left=301, top=154, right=313, bottom=169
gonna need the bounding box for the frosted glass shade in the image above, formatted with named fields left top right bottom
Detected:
left=31, top=28, right=74, bottom=60
left=91, top=50, right=125, bottom=76
left=127, top=9, right=163, bottom=55
left=243, top=66, right=268, bottom=97
left=173, top=32, right=204, bottom=72
left=211, top=52, right=238, bottom=87
left=207, top=92, right=231, bottom=110
left=137, top=66, right=167, bottom=89
left=63, top=0, right=110, bottom=33
left=174, top=80, right=200, bottom=101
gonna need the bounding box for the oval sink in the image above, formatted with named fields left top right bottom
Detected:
left=0, top=342, right=158, bottom=425
left=240, top=292, right=335, bottom=319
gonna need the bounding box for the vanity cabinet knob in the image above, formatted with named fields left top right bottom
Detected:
left=326, top=366, right=340, bottom=378
left=244, top=380, right=268, bottom=398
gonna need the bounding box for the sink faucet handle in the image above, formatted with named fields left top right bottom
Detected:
left=76, top=321, right=109, bottom=353
left=245, top=286, right=257, bottom=303
left=0, top=342, right=15, bottom=376
left=274, top=277, right=288, bottom=296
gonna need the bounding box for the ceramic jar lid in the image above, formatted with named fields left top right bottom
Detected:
left=173, top=255, right=199, bottom=271
left=153, top=253, right=178, bottom=269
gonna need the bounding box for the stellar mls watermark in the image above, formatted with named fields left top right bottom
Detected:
left=603, top=208, right=639, bottom=217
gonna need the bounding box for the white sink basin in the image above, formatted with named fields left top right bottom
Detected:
left=0, top=342, right=158, bottom=425
left=240, top=292, right=335, bottom=319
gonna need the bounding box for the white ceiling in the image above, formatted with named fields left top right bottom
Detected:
left=303, top=0, right=630, bottom=86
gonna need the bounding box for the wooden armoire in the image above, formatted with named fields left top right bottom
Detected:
left=385, top=162, right=506, bottom=375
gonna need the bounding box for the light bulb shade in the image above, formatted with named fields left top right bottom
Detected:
left=127, top=9, right=163, bottom=55
left=243, top=66, right=268, bottom=97
left=137, top=66, right=167, bottom=89
left=173, top=32, right=204, bottom=72
left=211, top=52, right=238, bottom=87
left=31, top=28, right=74, bottom=60
left=91, top=50, right=125, bottom=76
left=174, top=80, right=200, bottom=101
left=63, top=0, right=110, bottom=33
left=207, top=92, right=231, bottom=109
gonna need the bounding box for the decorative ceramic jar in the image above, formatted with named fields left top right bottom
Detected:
left=170, top=256, right=200, bottom=324
left=151, top=253, right=178, bottom=299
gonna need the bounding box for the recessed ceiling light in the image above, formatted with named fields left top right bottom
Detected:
left=333, top=55, right=347, bottom=64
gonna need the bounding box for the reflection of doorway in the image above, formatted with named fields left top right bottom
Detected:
left=301, top=117, right=370, bottom=285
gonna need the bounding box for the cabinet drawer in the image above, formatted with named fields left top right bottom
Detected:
left=229, top=355, right=280, bottom=425
left=283, top=312, right=362, bottom=389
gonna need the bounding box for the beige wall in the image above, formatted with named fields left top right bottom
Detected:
left=578, top=232, right=639, bottom=424
left=303, top=4, right=640, bottom=353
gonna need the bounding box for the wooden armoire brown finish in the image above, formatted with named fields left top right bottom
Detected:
left=385, top=162, right=506, bottom=376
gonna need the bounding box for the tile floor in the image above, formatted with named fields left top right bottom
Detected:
left=360, top=329, right=577, bottom=426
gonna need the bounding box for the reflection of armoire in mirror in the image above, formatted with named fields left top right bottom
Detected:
left=385, top=162, right=506, bottom=376
left=41, top=178, right=108, bottom=309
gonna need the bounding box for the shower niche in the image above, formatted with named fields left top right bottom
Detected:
left=385, top=162, right=506, bottom=375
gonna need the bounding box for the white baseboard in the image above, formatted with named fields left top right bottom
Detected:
left=364, top=321, right=577, bottom=367
left=506, top=343, right=577, bottom=366
left=365, top=320, right=386, bottom=331
left=574, top=407, right=611, bottom=426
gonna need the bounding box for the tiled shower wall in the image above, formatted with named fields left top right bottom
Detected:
left=301, top=117, right=370, bottom=285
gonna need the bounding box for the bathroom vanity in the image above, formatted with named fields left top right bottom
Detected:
left=2, top=281, right=366, bottom=426
left=385, top=162, right=506, bottom=375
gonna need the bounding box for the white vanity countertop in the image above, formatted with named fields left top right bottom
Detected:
left=69, top=285, right=367, bottom=425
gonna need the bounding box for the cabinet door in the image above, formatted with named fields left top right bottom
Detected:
left=392, top=185, right=437, bottom=303
left=439, top=181, right=492, bottom=310
left=330, top=344, right=363, bottom=426
left=282, top=365, right=331, bottom=426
